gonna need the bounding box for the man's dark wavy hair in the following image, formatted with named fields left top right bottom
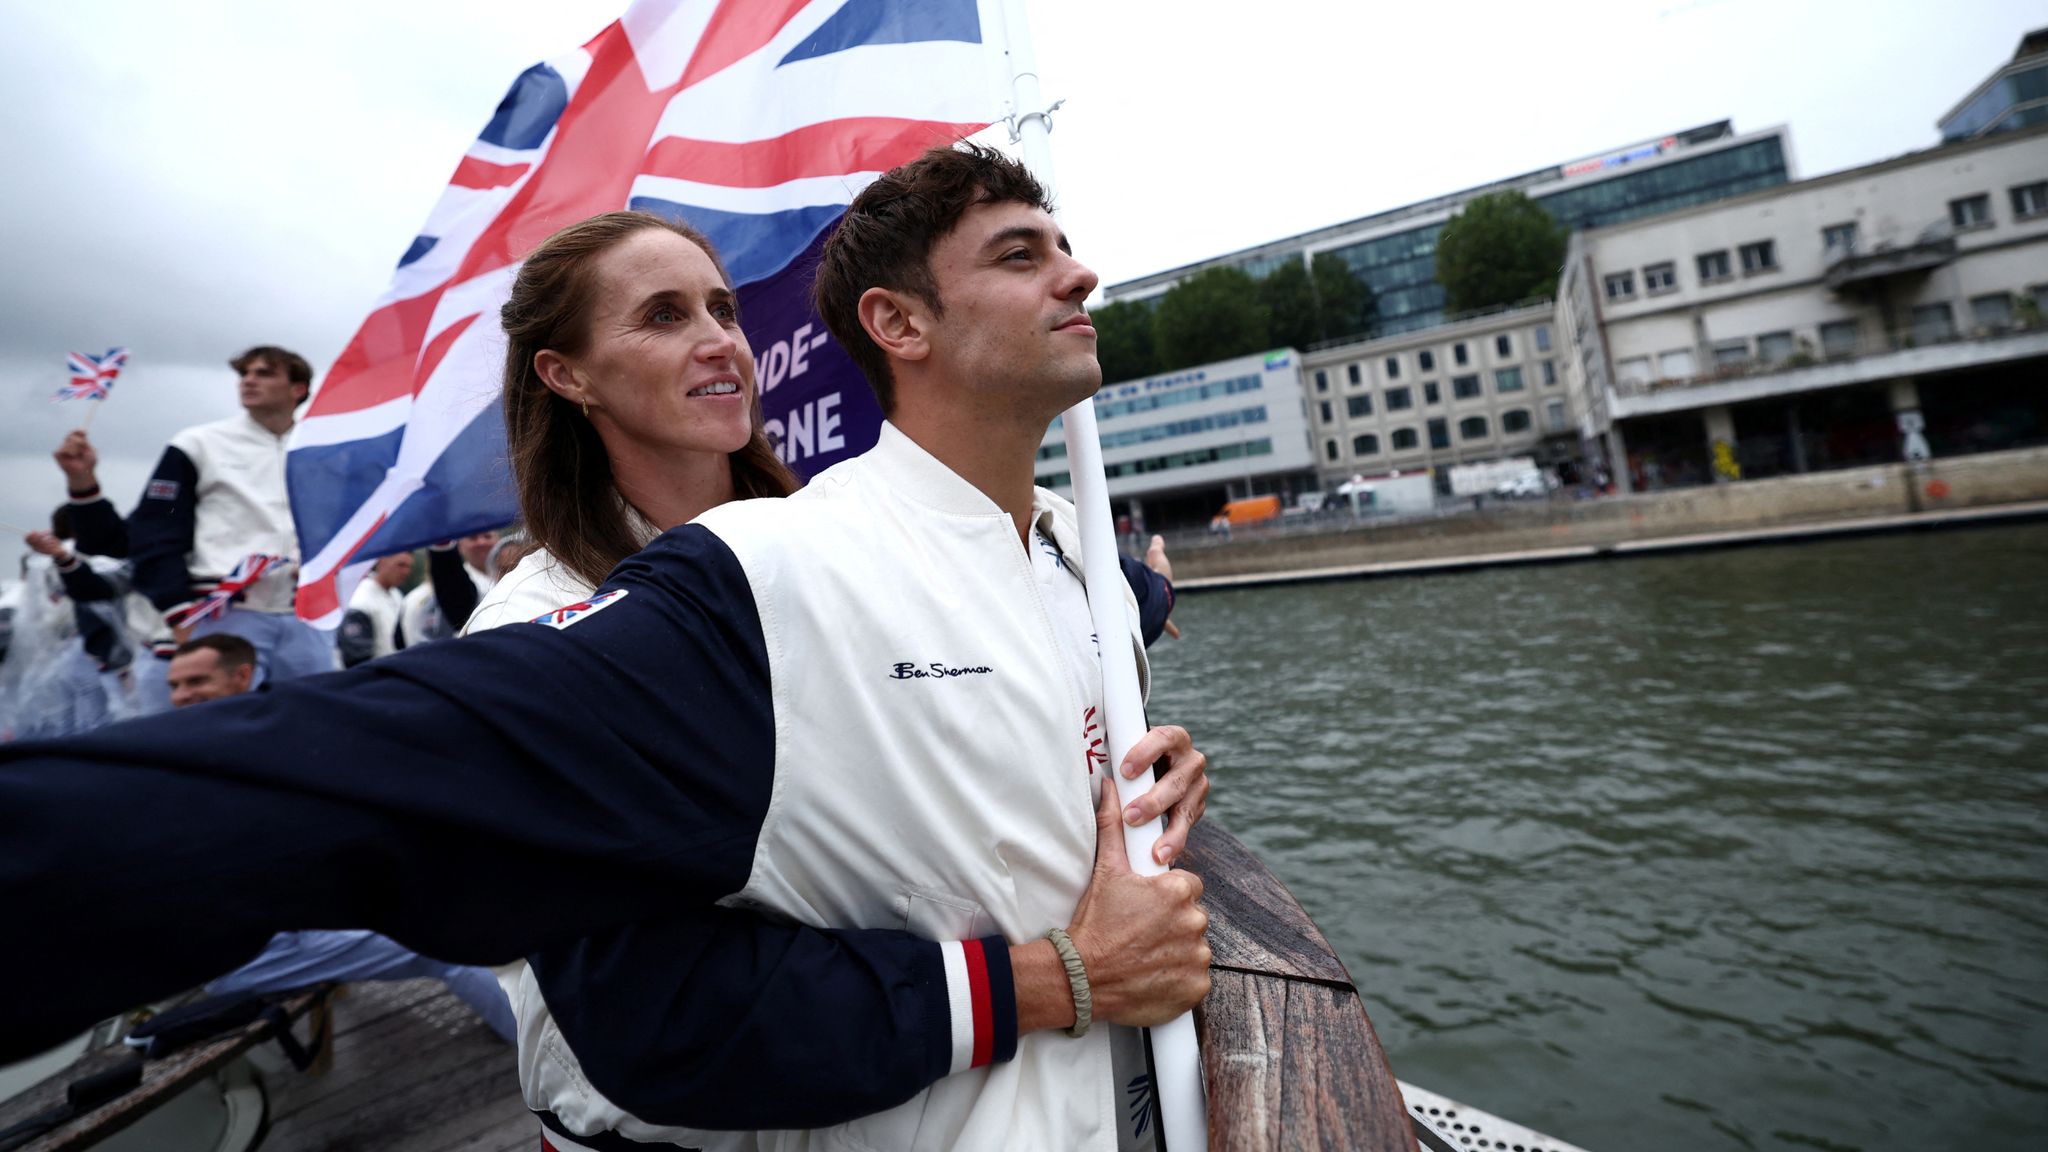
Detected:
left=812, top=142, right=1052, bottom=414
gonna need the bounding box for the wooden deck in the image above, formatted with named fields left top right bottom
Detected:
left=5, top=821, right=1414, bottom=1151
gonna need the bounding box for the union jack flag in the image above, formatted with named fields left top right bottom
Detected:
left=530, top=588, right=631, bottom=629
left=173, top=553, right=288, bottom=627
left=286, top=0, right=1003, bottom=627
left=56, top=348, right=129, bottom=401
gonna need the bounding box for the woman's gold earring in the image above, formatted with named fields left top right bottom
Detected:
left=582, top=399, right=590, bottom=419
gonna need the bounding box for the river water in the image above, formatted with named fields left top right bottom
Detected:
left=1144, top=521, right=2048, bottom=1152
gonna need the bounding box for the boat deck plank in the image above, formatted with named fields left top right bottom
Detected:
left=260, top=980, right=526, bottom=1152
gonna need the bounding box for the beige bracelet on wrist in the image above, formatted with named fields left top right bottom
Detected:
left=1045, top=927, right=1092, bottom=1038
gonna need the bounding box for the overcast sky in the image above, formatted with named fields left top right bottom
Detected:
left=1, top=0, right=2038, bottom=577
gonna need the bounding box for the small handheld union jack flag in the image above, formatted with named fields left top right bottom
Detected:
left=56, top=348, right=129, bottom=402
left=173, top=553, right=287, bottom=628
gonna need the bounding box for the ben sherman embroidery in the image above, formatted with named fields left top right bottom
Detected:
left=889, top=661, right=992, bottom=680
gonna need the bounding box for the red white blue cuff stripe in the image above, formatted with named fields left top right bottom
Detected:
left=938, top=937, right=1017, bottom=1074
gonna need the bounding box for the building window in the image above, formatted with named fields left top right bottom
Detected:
left=1314, top=370, right=1329, bottom=393
left=1423, top=381, right=1441, bottom=404
left=1451, top=374, right=1483, bottom=399
left=1458, top=415, right=1489, bottom=440
left=1453, top=342, right=1469, bottom=366
left=1971, top=293, right=2014, bottom=330
left=1346, top=394, right=1373, bottom=418
left=1911, top=303, right=1956, bottom=344
left=1352, top=433, right=1380, bottom=456
left=1604, top=271, right=1637, bottom=300
left=1617, top=356, right=1652, bottom=385
left=1385, top=386, right=1414, bottom=410
left=1347, top=363, right=1362, bottom=385
left=1419, top=349, right=1436, bottom=372
left=1501, top=409, right=1533, bottom=434
left=1658, top=349, right=1696, bottom=379
left=1739, top=240, right=1778, bottom=275
left=1384, top=356, right=1401, bottom=380
left=1324, top=439, right=1341, bottom=462
left=1697, top=250, right=1732, bottom=283
left=1544, top=399, right=1568, bottom=432
left=1534, top=325, right=1552, bottom=352
left=1711, top=340, right=1749, bottom=367
left=1391, top=427, right=1419, bottom=450
left=1427, top=418, right=1450, bottom=450
left=1822, top=221, right=1858, bottom=257
left=1540, top=359, right=1557, bottom=386
left=1643, top=262, right=1676, bottom=294
left=1318, top=400, right=1334, bottom=423
left=1819, top=318, right=1861, bottom=358
left=1494, top=334, right=1512, bottom=357
left=2013, top=182, right=2048, bottom=220
left=1757, top=331, right=1796, bottom=364
left=1495, top=367, right=1525, bottom=392
left=1949, top=194, right=1991, bottom=230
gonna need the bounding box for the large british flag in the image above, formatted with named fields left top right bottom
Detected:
left=287, top=0, right=1002, bottom=626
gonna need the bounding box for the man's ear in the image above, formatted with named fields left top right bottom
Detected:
left=230, top=665, right=255, bottom=694
left=534, top=350, right=588, bottom=403
left=856, top=287, right=931, bottom=365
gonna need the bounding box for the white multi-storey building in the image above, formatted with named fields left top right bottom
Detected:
left=1558, top=121, right=2048, bottom=491
left=1034, top=349, right=1319, bottom=530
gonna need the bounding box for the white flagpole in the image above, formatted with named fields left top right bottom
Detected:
left=995, top=3, right=1208, bottom=1148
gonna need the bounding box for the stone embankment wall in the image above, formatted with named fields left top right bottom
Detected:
left=1169, top=446, right=2048, bottom=580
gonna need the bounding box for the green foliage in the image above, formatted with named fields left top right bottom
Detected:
left=1434, top=191, right=1567, bottom=314
left=1259, top=255, right=1380, bottom=351
left=1090, top=299, right=1160, bottom=384
left=1151, top=266, right=1270, bottom=369
left=1259, top=260, right=1320, bottom=352
left=1311, top=253, right=1377, bottom=341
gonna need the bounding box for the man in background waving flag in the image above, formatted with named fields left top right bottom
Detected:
left=288, top=0, right=998, bottom=627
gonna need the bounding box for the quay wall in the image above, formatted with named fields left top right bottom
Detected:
left=1167, top=446, right=2048, bottom=579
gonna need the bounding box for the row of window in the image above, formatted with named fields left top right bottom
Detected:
left=1315, top=364, right=1558, bottom=425
left=1322, top=402, right=1568, bottom=461
left=1312, top=327, right=1553, bottom=393
left=1613, top=286, right=2046, bottom=384
left=1947, top=182, right=2048, bottom=230
left=1092, top=373, right=1262, bottom=419
left=1036, top=405, right=1272, bottom=462
left=1044, top=437, right=1276, bottom=485
left=1605, top=240, right=1777, bottom=301
left=1600, top=181, right=2048, bottom=305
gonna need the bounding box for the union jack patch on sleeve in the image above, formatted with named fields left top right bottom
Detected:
left=145, top=479, right=180, bottom=501
left=530, top=588, right=628, bottom=629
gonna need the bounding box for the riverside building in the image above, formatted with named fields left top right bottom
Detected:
left=1034, top=349, right=1318, bottom=531
left=1556, top=121, right=2048, bottom=492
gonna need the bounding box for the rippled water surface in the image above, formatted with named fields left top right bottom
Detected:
left=1145, top=522, right=2048, bottom=1152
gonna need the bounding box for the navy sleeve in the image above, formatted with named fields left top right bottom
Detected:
left=127, top=446, right=201, bottom=611
left=0, top=525, right=775, bottom=1060
left=427, top=547, right=479, bottom=631
left=533, top=918, right=1017, bottom=1129
left=1119, top=554, right=1175, bottom=648
left=57, top=560, right=120, bottom=603
left=68, top=496, right=128, bottom=558
left=335, top=608, right=377, bottom=667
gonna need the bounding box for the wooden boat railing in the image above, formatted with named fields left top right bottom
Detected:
left=1182, top=821, right=1416, bottom=1151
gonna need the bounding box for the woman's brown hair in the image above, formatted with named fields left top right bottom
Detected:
left=500, top=210, right=798, bottom=589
